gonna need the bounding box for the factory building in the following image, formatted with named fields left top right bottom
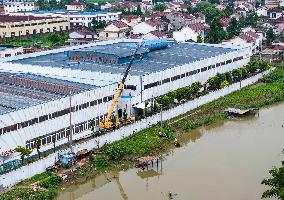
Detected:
left=0, top=39, right=251, bottom=163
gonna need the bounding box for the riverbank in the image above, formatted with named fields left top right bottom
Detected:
left=1, top=67, right=284, bottom=200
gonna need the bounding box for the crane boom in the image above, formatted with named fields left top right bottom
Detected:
left=100, top=42, right=143, bottom=129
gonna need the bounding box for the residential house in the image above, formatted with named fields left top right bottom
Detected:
left=142, top=30, right=167, bottom=39
left=102, top=1, right=138, bottom=12
left=173, top=23, right=209, bottom=42
left=66, top=1, right=85, bottom=11
left=220, top=18, right=231, bottom=31
left=194, top=13, right=206, bottom=23
left=262, top=16, right=284, bottom=35
left=67, top=30, right=99, bottom=45
left=100, top=21, right=130, bottom=40
left=184, top=14, right=198, bottom=25
left=265, top=0, right=282, bottom=8
left=268, top=8, right=283, bottom=19
left=141, top=1, right=153, bottom=12
left=132, top=21, right=156, bottom=35
left=235, top=6, right=249, bottom=17
left=216, top=4, right=227, bottom=11
left=222, top=28, right=263, bottom=54
left=230, top=13, right=241, bottom=20
left=132, top=19, right=166, bottom=35
left=165, top=12, right=185, bottom=30
left=121, top=15, right=141, bottom=27
left=256, top=6, right=268, bottom=17
left=163, top=2, right=188, bottom=12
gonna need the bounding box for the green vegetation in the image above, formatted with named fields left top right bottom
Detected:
left=2, top=32, right=69, bottom=48
left=153, top=3, right=168, bottom=12
left=261, top=151, right=284, bottom=199
left=35, top=0, right=72, bottom=10
left=197, top=34, right=203, bottom=43
left=90, top=18, right=107, bottom=32
left=266, top=27, right=276, bottom=45
left=0, top=173, right=61, bottom=200
left=2, top=62, right=284, bottom=200
left=15, top=146, right=32, bottom=164
left=205, top=17, right=227, bottom=43
left=35, top=137, right=41, bottom=159
left=189, top=2, right=259, bottom=43
left=174, top=67, right=284, bottom=133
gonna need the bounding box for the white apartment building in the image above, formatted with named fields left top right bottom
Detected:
left=1, top=0, right=35, bottom=13
left=69, top=11, right=121, bottom=27
left=17, top=10, right=122, bottom=28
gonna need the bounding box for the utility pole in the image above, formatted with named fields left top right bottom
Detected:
left=69, top=92, right=73, bottom=151
left=160, top=105, right=163, bottom=128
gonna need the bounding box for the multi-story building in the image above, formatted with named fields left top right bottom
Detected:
left=0, top=0, right=36, bottom=13
left=68, top=11, right=121, bottom=28
left=20, top=10, right=122, bottom=28
left=0, top=14, right=70, bottom=39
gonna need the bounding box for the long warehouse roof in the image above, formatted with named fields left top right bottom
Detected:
left=10, top=42, right=236, bottom=76
left=0, top=71, right=96, bottom=115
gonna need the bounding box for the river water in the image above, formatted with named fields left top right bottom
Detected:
left=57, top=103, right=284, bottom=200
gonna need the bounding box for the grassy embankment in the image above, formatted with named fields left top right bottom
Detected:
left=1, top=67, right=284, bottom=200
left=2, top=33, right=68, bottom=48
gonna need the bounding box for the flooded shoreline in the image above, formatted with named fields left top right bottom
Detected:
left=57, top=103, right=284, bottom=200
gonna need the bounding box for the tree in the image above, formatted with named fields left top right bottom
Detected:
left=224, top=2, right=234, bottom=16
left=208, top=0, right=220, bottom=5
left=153, top=3, right=167, bottom=11
left=224, top=72, right=233, bottom=83
left=208, top=76, right=220, bottom=90
left=261, top=152, right=284, bottom=200
left=197, top=34, right=203, bottom=43
left=227, top=18, right=240, bottom=38
left=47, top=33, right=64, bottom=46
left=89, top=118, right=96, bottom=138
left=85, top=2, right=96, bottom=11
left=175, top=87, right=188, bottom=101
left=15, top=146, right=32, bottom=164
left=91, top=18, right=107, bottom=32
left=232, top=69, right=242, bottom=82
left=135, top=4, right=143, bottom=16
left=36, top=0, right=51, bottom=10
left=246, top=62, right=258, bottom=74
left=35, top=137, right=41, bottom=159
left=205, top=18, right=227, bottom=43
left=190, top=82, right=202, bottom=96
left=240, top=67, right=249, bottom=78
left=192, top=2, right=225, bottom=23
left=158, top=95, right=171, bottom=107
left=266, top=28, right=275, bottom=45
left=123, top=108, right=128, bottom=121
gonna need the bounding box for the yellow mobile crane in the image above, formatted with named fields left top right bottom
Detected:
left=99, top=43, right=143, bottom=130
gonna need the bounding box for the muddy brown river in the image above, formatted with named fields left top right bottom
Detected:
left=57, top=103, right=284, bottom=200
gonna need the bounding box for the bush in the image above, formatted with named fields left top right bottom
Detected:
left=232, top=69, right=242, bottom=82
left=220, top=80, right=229, bottom=88
left=94, top=155, right=108, bottom=170
left=104, top=145, right=128, bottom=160
left=161, top=124, right=175, bottom=140
left=40, top=174, right=61, bottom=189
